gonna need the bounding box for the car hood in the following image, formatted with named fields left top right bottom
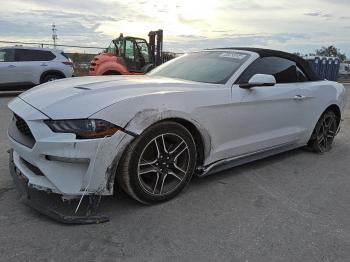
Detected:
left=18, top=75, right=208, bottom=119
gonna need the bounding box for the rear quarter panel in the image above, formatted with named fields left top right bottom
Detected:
left=300, top=80, right=346, bottom=142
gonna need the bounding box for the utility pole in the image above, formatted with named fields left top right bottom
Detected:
left=52, top=23, right=58, bottom=49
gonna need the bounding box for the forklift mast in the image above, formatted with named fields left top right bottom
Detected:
left=148, top=30, right=163, bottom=66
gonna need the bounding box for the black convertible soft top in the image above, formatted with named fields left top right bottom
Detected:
left=214, top=47, right=321, bottom=81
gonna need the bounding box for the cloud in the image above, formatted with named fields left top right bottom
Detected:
left=17, top=0, right=157, bottom=24
left=218, top=0, right=284, bottom=11
left=304, top=12, right=321, bottom=17
left=176, top=35, right=207, bottom=39
left=212, top=30, right=235, bottom=33
left=319, top=0, right=349, bottom=4
left=1, top=0, right=350, bottom=56
left=176, top=14, right=207, bottom=26
left=0, top=8, right=112, bottom=50
left=165, top=33, right=309, bottom=52
left=304, top=12, right=333, bottom=18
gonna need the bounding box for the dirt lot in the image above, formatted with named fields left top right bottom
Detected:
left=0, top=85, right=350, bottom=262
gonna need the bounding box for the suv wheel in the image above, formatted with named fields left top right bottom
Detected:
left=41, top=74, right=63, bottom=83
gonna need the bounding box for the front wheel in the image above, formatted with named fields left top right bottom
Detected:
left=308, top=110, right=339, bottom=153
left=118, top=122, right=197, bottom=204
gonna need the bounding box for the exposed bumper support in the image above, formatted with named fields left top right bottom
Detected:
left=9, top=149, right=109, bottom=224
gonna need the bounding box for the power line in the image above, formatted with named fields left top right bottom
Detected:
left=0, top=40, right=105, bottom=50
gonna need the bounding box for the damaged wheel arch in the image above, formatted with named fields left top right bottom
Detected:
left=110, top=116, right=211, bottom=194
left=122, top=110, right=212, bottom=165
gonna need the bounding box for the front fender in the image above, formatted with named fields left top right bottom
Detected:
left=89, top=87, right=231, bottom=162
left=92, top=104, right=212, bottom=160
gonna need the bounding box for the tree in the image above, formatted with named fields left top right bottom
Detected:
left=315, top=46, right=347, bottom=62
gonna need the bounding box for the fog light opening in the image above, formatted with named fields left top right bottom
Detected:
left=45, top=155, right=90, bottom=164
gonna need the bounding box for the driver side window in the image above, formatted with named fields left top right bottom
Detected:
left=237, top=57, right=307, bottom=84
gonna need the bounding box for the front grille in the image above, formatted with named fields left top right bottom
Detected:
left=8, top=114, right=36, bottom=148
left=14, top=114, right=34, bottom=139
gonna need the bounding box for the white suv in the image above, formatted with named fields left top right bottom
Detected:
left=0, top=46, right=74, bottom=90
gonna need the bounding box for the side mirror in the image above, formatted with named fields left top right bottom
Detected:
left=239, top=74, right=276, bottom=89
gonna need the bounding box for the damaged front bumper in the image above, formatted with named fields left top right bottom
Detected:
left=7, top=97, right=136, bottom=197
left=9, top=149, right=109, bottom=224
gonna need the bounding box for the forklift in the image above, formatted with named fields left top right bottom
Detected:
left=89, top=30, right=164, bottom=76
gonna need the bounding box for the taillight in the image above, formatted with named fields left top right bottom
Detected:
left=62, top=61, right=74, bottom=66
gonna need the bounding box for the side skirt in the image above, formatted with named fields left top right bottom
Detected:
left=199, top=142, right=303, bottom=177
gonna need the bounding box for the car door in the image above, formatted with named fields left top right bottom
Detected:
left=290, top=66, right=330, bottom=143
left=225, top=57, right=308, bottom=157
left=0, top=49, right=16, bottom=85
left=14, top=49, right=45, bottom=84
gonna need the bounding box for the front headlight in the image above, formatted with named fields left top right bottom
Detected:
left=45, top=119, right=120, bottom=139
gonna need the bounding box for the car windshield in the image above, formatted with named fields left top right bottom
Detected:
left=148, top=51, right=250, bottom=84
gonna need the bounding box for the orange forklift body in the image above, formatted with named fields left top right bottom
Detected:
left=89, top=53, right=143, bottom=76
left=89, top=30, right=163, bottom=76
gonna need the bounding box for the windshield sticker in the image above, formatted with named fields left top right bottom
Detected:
left=219, top=53, right=247, bottom=60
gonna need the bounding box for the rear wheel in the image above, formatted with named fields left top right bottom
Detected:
left=41, top=73, right=63, bottom=83
left=308, top=110, right=339, bottom=153
left=118, top=122, right=197, bottom=204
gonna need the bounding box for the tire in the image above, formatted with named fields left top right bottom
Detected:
left=308, top=110, right=339, bottom=153
left=118, top=121, right=197, bottom=204
left=103, top=71, right=120, bottom=75
left=41, top=74, right=63, bottom=83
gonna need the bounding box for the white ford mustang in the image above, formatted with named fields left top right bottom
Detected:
left=7, top=48, right=346, bottom=220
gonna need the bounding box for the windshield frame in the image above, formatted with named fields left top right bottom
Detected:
left=147, top=50, right=253, bottom=85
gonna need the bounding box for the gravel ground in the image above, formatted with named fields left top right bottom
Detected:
left=0, top=85, right=350, bottom=262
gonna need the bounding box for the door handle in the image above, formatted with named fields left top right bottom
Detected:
left=294, top=95, right=306, bottom=100
left=40, top=63, right=48, bottom=66
left=8, top=65, right=16, bottom=68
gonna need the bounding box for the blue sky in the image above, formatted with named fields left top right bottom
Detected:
left=0, top=0, right=349, bottom=56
